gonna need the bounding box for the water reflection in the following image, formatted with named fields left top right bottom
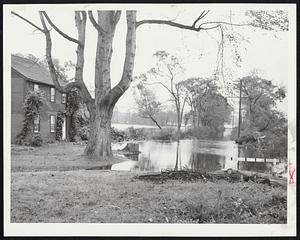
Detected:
left=238, top=161, right=273, bottom=173
left=189, top=153, right=226, bottom=172
left=110, top=139, right=277, bottom=173
left=112, top=139, right=238, bottom=172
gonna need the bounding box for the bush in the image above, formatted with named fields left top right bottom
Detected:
left=29, top=134, right=43, bottom=147
left=151, top=128, right=175, bottom=141
left=77, top=125, right=90, bottom=141
left=186, top=126, right=217, bottom=139
left=126, top=127, right=147, bottom=140
left=111, top=127, right=127, bottom=142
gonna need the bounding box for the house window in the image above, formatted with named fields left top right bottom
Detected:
left=50, top=115, right=56, bottom=133
left=50, top=88, right=56, bottom=102
left=33, top=83, right=39, bottom=92
left=33, top=115, right=40, bottom=133
left=61, top=93, right=66, bottom=104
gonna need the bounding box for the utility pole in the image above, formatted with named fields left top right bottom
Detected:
left=238, top=79, right=242, bottom=138
left=225, top=79, right=247, bottom=138
left=232, top=110, right=235, bottom=128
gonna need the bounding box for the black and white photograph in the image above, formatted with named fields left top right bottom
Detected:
left=3, top=3, right=297, bottom=237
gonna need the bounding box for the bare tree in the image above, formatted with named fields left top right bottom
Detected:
left=12, top=9, right=285, bottom=160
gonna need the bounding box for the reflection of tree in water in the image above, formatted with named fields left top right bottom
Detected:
left=135, top=155, right=159, bottom=171
left=124, top=154, right=139, bottom=161
left=189, top=153, right=226, bottom=172
left=238, top=145, right=267, bottom=158
left=238, top=161, right=273, bottom=173
left=174, top=140, right=182, bottom=170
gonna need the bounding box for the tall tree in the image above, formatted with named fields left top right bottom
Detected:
left=146, top=51, right=187, bottom=140
left=182, top=78, right=232, bottom=137
left=12, top=9, right=288, bottom=160
left=234, top=72, right=286, bottom=134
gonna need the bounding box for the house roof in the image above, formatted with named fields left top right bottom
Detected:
left=11, top=55, right=67, bottom=87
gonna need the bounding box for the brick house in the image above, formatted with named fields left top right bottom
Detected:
left=11, top=54, right=70, bottom=143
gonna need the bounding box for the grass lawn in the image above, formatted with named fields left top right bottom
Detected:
left=11, top=142, right=125, bottom=172
left=10, top=143, right=287, bottom=223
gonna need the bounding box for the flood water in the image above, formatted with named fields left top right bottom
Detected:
left=111, top=139, right=243, bottom=172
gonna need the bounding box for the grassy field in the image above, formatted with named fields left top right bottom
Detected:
left=10, top=143, right=287, bottom=223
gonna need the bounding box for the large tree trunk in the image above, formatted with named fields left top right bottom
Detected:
left=85, top=107, right=113, bottom=158
left=84, top=11, right=136, bottom=160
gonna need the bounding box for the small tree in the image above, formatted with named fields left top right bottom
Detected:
left=181, top=78, right=213, bottom=129
left=134, top=81, right=162, bottom=129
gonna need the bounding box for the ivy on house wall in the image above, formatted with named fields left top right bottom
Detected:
left=55, top=111, right=64, bottom=141
left=65, top=89, right=81, bottom=142
left=16, top=90, right=45, bottom=146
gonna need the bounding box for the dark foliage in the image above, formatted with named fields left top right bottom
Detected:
left=16, top=91, right=44, bottom=146
left=55, top=111, right=64, bottom=141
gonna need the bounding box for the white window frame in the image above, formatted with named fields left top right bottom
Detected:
left=50, top=115, right=55, bottom=133
left=50, top=87, right=56, bottom=102
left=33, top=83, right=39, bottom=92
left=33, top=114, right=40, bottom=133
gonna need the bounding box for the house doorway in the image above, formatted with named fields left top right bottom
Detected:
left=62, top=115, right=66, bottom=140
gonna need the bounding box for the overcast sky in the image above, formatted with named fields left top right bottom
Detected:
left=6, top=4, right=290, bottom=114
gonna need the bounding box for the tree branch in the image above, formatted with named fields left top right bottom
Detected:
left=13, top=10, right=94, bottom=114
left=136, top=15, right=248, bottom=32
left=11, top=11, right=45, bottom=32
left=87, top=10, right=106, bottom=34
left=136, top=19, right=204, bottom=31
left=145, top=82, right=175, bottom=98
left=199, top=21, right=250, bottom=28
left=113, top=10, right=121, bottom=25
left=107, top=11, right=137, bottom=110
left=40, top=11, right=81, bottom=45
left=192, top=10, right=210, bottom=27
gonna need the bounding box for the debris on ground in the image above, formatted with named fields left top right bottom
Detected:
left=134, top=169, right=286, bottom=188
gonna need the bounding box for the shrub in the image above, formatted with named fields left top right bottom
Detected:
left=29, top=134, right=43, bottom=147
left=111, top=127, right=127, bottom=142
left=152, top=128, right=175, bottom=141
left=78, top=125, right=90, bottom=141
left=126, top=127, right=147, bottom=140
left=189, top=126, right=216, bottom=139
